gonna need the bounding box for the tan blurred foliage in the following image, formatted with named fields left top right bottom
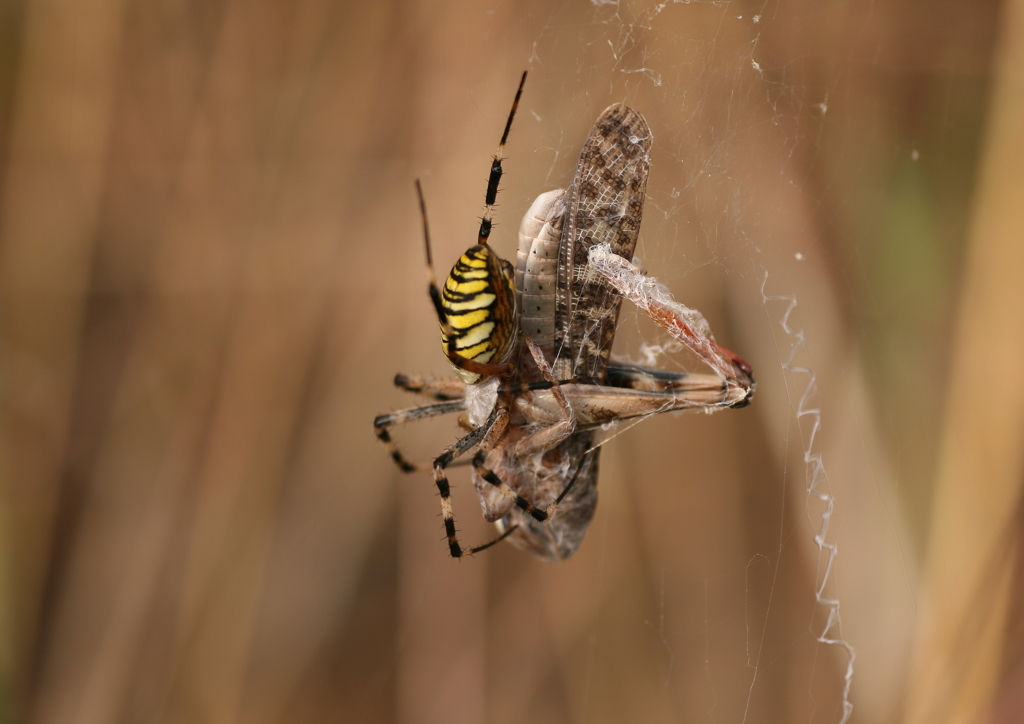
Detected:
left=0, top=0, right=1021, bottom=723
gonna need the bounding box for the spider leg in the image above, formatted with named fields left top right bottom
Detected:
left=374, top=400, right=465, bottom=473
left=473, top=454, right=552, bottom=524
left=393, top=373, right=466, bottom=401
left=477, top=71, right=527, bottom=245
left=434, top=405, right=508, bottom=558
left=464, top=522, right=520, bottom=555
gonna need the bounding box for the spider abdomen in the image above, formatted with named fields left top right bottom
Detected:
left=440, top=244, right=518, bottom=384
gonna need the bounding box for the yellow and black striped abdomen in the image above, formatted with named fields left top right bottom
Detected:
left=440, top=245, right=517, bottom=384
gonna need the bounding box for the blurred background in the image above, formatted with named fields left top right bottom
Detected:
left=1, top=0, right=1023, bottom=722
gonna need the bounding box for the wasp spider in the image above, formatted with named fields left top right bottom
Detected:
left=374, top=73, right=754, bottom=560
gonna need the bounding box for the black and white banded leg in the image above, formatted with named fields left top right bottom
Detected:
left=373, top=400, right=466, bottom=473
left=392, top=373, right=467, bottom=401
left=431, top=406, right=515, bottom=558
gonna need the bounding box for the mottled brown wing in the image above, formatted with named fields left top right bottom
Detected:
left=553, top=104, right=652, bottom=382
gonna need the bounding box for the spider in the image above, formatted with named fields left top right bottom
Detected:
left=374, top=72, right=755, bottom=560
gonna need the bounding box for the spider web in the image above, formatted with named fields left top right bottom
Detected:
left=514, top=5, right=859, bottom=723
